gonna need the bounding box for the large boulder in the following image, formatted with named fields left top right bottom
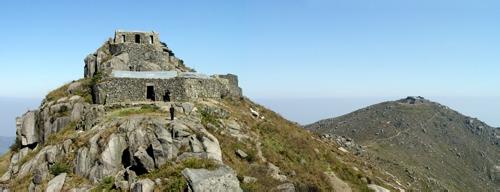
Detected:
left=182, top=166, right=242, bottom=192
left=131, top=178, right=155, bottom=192
left=101, top=134, right=127, bottom=175
left=18, top=111, right=39, bottom=146
left=324, top=171, right=352, bottom=192
left=133, top=147, right=155, bottom=172
left=46, top=173, right=66, bottom=192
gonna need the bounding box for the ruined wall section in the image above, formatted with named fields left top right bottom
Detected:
left=113, top=31, right=161, bottom=46
left=84, top=31, right=192, bottom=79
left=95, top=78, right=185, bottom=104
left=94, top=77, right=242, bottom=104
left=214, top=74, right=243, bottom=98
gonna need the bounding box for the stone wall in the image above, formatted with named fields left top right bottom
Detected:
left=113, top=31, right=160, bottom=46
left=84, top=31, right=191, bottom=79
left=94, top=76, right=242, bottom=104
left=214, top=74, right=243, bottom=98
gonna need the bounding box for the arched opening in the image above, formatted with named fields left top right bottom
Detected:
left=163, top=90, right=171, bottom=102
left=150, top=35, right=154, bottom=44
left=135, top=34, right=141, bottom=43
left=122, top=35, right=126, bottom=43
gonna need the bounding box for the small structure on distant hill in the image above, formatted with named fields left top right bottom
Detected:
left=84, top=30, right=242, bottom=104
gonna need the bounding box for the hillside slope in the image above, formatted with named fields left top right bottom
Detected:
left=0, top=80, right=406, bottom=191
left=306, top=96, right=500, bottom=191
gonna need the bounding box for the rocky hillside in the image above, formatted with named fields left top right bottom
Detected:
left=306, top=96, right=500, bottom=191
left=0, top=79, right=407, bottom=191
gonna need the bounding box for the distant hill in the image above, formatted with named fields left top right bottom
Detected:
left=306, top=96, right=500, bottom=191
left=0, top=136, right=14, bottom=155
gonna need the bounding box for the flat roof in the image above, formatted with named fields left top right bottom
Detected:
left=111, top=70, right=213, bottom=80
left=112, top=71, right=178, bottom=79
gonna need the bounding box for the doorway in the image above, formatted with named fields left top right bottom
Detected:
left=147, top=86, right=155, bottom=101
left=163, top=90, right=171, bottom=102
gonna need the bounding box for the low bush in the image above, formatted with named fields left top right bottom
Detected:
left=49, top=162, right=70, bottom=176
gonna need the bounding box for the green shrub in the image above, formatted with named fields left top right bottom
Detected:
left=200, top=110, right=218, bottom=126
left=141, top=104, right=160, bottom=111
left=164, top=177, right=187, bottom=192
left=91, top=176, right=116, bottom=192
left=49, top=162, right=70, bottom=175
left=182, top=158, right=218, bottom=170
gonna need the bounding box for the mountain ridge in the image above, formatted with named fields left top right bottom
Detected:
left=306, top=96, right=500, bottom=191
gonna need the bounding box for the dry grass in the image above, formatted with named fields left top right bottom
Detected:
left=46, top=122, right=77, bottom=145
left=108, top=105, right=163, bottom=117
left=45, top=78, right=94, bottom=104
left=0, top=151, right=12, bottom=176
left=206, top=98, right=392, bottom=191
left=143, top=158, right=219, bottom=191
left=8, top=173, right=32, bottom=191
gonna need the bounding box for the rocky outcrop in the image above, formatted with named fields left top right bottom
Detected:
left=182, top=166, right=242, bottom=192
left=17, top=111, right=39, bottom=147
left=131, top=178, right=155, bottom=192
left=46, top=173, right=67, bottom=192
left=367, top=184, right=390, bottom=192
left=324, top=172, right=352, bottom=192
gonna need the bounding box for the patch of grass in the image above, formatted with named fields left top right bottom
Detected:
left=46, top=121, right=77, bottom=145
left=143, top=158, right=218, bottom=191
left=200, top=109, right=219, bottom=126
left=18, top=147, right=41, bottom=166
left=163, top=177, right=187, bottom=192
left=45, top=83, right=71, bottom=103
left=182, top=158, right=218, bottom=170
left=64, top=174, right=91, bottom=190
left=0, top=151, right=12, bottom=176
left=110, top=105, right=162, bottom=117
left=8, top=173, right=32, bottom=191
left=91, top=176, right=117, bottom=192
left=45, top=77, right=96, bottom=104
left=49, top=162, right=70, bottom=176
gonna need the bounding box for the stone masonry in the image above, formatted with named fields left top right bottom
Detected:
left=85, top=30, right=242, bottom=104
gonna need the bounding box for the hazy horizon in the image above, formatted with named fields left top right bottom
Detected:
left=0, top=1, right=499, bottom=135
left=1, top=96, right=497, bottom=137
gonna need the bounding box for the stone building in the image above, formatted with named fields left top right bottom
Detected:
left=85, top=30, right=242, bottom=104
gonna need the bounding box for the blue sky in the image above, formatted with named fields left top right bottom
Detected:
left=0, top=0, right=498, bottom=134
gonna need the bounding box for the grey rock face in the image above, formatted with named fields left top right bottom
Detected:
left=242, top=176, right=257, bottom=184
left=18, top=111, right=39, bottom=146
left=101, top=134, right=127, bottom=175
left=276, top=183, right=295, bottom=192
left=46, top=173, right=66, bottom=192
left=367, top=184, right=390, bottom=192
left=131, top=178, right=155, bottom=192
left=324, top=171, right=352, bottom=192
left=75, top=147, right=92, bottom=177
left=133, top=147, right=155, bottom=173
left=268, top=163, right=288, bottom=182
left=236, top=149, right=248, bottom=159
left=182, top=166, right=242, bottom=192
left=201, top=133, right=222, bottom=162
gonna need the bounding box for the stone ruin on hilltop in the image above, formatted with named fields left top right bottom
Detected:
left=84, top=30, right=242, bottom=104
